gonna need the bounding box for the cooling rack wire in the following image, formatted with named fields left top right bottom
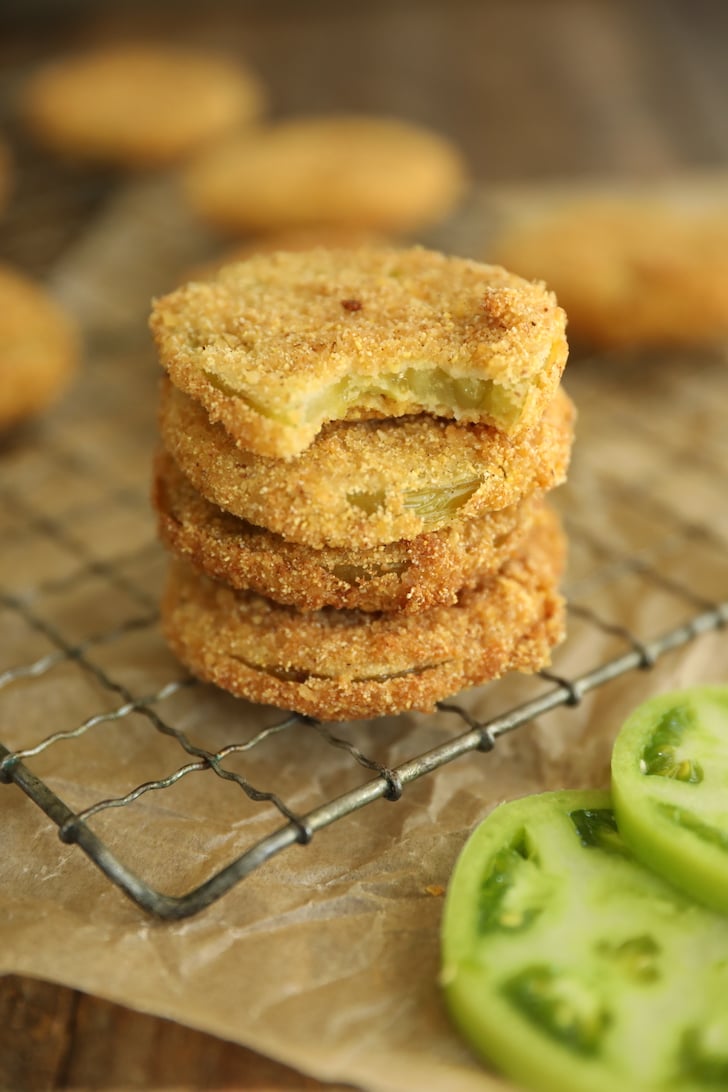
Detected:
left=1, top=121, right=727, bottom=920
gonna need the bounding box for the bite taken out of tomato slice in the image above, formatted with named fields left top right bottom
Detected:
left=612, top=686, right=728, bottom=915
left=441, top=789, right=728, bottom=1092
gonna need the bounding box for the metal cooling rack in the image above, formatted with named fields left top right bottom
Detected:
left=2, top=601, right=726, bottom=921
left=1, top=106, right=727, bottom=920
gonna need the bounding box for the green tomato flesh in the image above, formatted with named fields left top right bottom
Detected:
left=441, top=790, right=728, bottom=1092
left=612, top=686, right=728, bottom=914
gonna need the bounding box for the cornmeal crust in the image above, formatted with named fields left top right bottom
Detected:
left=490, top=192, right=728, bottom=349
left=150, top=246, right=568, bottom=458
left=21, top=45, right=265, bottom=169
left=158, top=379, right=574, bottom=549
left=161, top=505, right=566, bottom=721
left=0, top=263, right=80, bottom=428
left=153, top=450, right=543, bottom=613
left=181, top=115, right=467, bottom=236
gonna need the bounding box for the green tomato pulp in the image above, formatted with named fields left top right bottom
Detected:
left=441, top=789, right=728, bottom=1092
left=611, top=686, right=728, bottom=914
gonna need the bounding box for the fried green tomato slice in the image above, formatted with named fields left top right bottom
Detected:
left=158, top=379, right=574, bottom=550
left=150, top=245, right=568, bottom=459
left=160, top=506, right=566, bottom=721
left=0, top=262, right=80, bottom=428
left=181, top=115, right=467, bottom=236
left=612, top=686, right=728, bottom=915
left=21, top=45, right=266, bottom=169
left=152, top=450, right=543, bottom=614
left=441, top=790, right=728, bottom=1092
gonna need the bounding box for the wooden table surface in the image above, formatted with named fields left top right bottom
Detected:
left=1, top=1, right=727, bottom=1088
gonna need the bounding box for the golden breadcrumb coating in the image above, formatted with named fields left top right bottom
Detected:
left=21, top=44, right=265, bottom=168
left=181, top=114, right=467, bottom=236
left=161, top=505, right=566, bottom=721
left=150, top=246, right=568, bottom=458
left=490, top=190, right=728, bottom=350
left=0, top=263, right=80, bottom=428
left=153, top=450, right=544, bottom=613
left=158, top=379, right=574, bottom=549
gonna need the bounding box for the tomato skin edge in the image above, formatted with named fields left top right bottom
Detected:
left=610, top=774, right=728, bottom=916
left=442, top=964, right=629, bottom=1092
left=610, top=686, right=728, bottom=916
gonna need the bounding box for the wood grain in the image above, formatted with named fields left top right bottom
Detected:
left=0, top=977, right=354, bottom=1090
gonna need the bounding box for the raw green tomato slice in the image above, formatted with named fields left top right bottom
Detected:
left=611, top=686, right=728, bottom=915
left=440, top=789, right=728, bottom=1092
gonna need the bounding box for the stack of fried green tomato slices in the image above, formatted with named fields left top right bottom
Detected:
left=441, top=685, right=728, bottom=1092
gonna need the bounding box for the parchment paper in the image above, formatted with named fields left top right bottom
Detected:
left=1, top=178, right=727, bottom=1092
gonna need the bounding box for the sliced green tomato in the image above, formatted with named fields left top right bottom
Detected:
left=611, top=686, right=728, bottom=915
left=441, top=790, right=728, bottom=1092
left=204, top=364, right=519, bottom=430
